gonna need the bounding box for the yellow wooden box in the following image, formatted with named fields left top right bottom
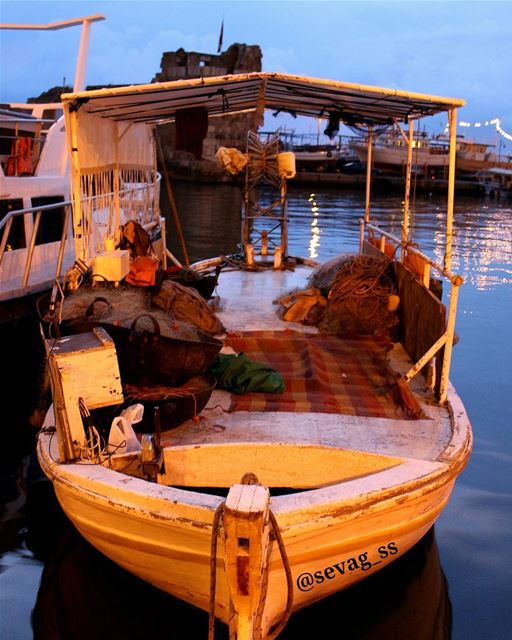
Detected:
left=92, top=249, right=130, bottom=282
left=46, top=328, right=123, bottom=459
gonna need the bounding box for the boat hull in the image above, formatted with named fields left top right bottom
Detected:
left=37, top=415, right=468, bottom=635
left=352, top=142, right=449, bottom=171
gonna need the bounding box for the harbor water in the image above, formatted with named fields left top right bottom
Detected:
left=1, top=182, right=511, bottom=639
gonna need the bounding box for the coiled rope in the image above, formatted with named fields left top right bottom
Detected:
left=321, top=255, right=397, bottom=335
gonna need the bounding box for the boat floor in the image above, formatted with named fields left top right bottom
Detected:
left=160, top=265, right=452, bottom=464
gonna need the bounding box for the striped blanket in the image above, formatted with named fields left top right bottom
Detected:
left=226, top=330, right=407, bottom=419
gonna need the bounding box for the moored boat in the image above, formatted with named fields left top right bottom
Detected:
left=351, top=129, right=450, bottom=175
left=36, top=71, right=472, bottom=640
left=351, top=128, right=512, bottom=180
left=475, top=166, right=512, bottom=198
left=0, top=14, right=105, bottom=324
left=456, top=137, right=512, bottom=174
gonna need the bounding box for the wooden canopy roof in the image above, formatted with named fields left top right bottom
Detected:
left=62, top=71, right=465, bottom=126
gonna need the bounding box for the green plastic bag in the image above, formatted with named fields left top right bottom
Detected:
left=209, top=353, right=285, bottom=394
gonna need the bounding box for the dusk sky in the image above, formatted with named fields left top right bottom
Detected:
left=2, top=1, right=511, bottom=144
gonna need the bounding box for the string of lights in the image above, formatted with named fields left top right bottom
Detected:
left=446, top=117, right=512, bottom=141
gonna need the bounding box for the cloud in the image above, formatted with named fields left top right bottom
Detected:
left=86, top=23, right=220, bottom=85
left=2, top=0, right=511, bottom=131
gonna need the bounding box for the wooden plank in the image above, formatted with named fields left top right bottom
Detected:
left=161, top=443, right=403, bottom=489
left=394, top=262, right=446, bottom=394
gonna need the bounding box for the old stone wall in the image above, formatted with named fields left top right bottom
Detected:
left=153, top=43, right=262, bottom=82
left=154, top=43, right=262, bottom=167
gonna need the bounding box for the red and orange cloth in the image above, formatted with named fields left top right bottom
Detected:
left=225, top=330, right=416, bottom=419
left=125, top=256, right=159, bottom=287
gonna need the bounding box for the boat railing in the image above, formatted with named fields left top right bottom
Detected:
left=359, top=219, right=463, bottom=404
left=0, top=176, right=162, bottom=291
left=0, top=199, right=74, bottom=289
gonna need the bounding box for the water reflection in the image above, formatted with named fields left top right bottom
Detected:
left=30, top=484, right=450, bottom=640
left=308, top=193, right=321, bottom=259
left=275, top=188, right=511, bottom=292
left=167, top=183, right=512, bottom=293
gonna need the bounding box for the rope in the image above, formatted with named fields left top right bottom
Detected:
left=329, top=255, right=394, bottom=309
left=321, top=255, right=397, bottom=336
left=208, top=500, right=226, bottom=640
left=207, top=474, right=294, bottom=640
left=265, top=511, right=294, bottom=640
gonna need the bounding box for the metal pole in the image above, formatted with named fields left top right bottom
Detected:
left=401, top=118, right=414, bottom=261
left=22, top=210, right=42, bottom=287
left=280, top=177, right=288, bottom=257
left=445, top=108, right=457, bottom=273
left=113, top=121, right=121, bottom=242
left=155, top=136, right=190, bottom=268
left=0, top=218, right=13, bottom=266
left=73, top=18, right=92, bottom=92
left=364, top=125, right=373, bottom=223
left=53, top=205, right=71, bottom=280
left=67, top=107, right=85, bottom=262
left=439, top=282, right=460, bottom=404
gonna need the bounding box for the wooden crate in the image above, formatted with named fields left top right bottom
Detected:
left=92, top=249, right=130, bottom=283
left=46, top=327, right=123, bottom=460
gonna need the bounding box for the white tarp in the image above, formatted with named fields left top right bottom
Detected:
left=73, top=110, right=155, bottom=172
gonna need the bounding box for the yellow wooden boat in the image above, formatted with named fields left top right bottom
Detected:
left=37, top=72, right=472, bottom=640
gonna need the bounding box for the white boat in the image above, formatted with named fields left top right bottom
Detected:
left=37, top=72, right=472, bottom=640
left=351, top=129, right=450, bottom=174
left=0, top=15, right=105, bottom=323
left=277, top=131, right=359, bottom=172
left=352, top=129, right=512, bottom=178
left=0, top=106, right=73, bottom=323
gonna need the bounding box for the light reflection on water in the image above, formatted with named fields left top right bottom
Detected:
left=280, top=188, right=512, bottom=292
left=169, top=182, right=512, bottom=293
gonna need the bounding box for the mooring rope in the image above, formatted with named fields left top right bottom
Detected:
left=266, top=510, right=294, bottom=640
left=208, top=499, right=226, bottom=640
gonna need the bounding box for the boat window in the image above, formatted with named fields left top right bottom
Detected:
left=31, top=196, right=67, bottom=245
left=41, top=108, right=63, bottom=131
left=0, top=199, right=26, bottom=249
left=0, top=127, right=14, bottom=157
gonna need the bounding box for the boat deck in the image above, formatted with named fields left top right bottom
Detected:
left=160, top=265, right=452, bottom=465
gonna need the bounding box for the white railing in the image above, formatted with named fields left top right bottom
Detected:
left=0, top=200, right=73, bottom=288
left=0, top=175, right=162, bottom=293
left=359, top=219, right=464, bottom=404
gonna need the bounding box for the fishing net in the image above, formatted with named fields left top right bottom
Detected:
left=319, top=255, right=398, bottom=336
left=59, top=287, right=203, bottom=341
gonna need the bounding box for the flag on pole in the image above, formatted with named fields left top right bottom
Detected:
left=217, top=18, right=224, bottom=53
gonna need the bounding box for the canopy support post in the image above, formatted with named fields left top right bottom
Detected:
left=66, top=107, right=85, bottom=262
left=445, top=108, right=457, bottom=273
left=364, top=125, right=373, bottom=223
left=401, top=118, right=414, bottom=262
left=113, top=121, right=121, bottom=244
left=439, top=280, right=460, bottom=403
